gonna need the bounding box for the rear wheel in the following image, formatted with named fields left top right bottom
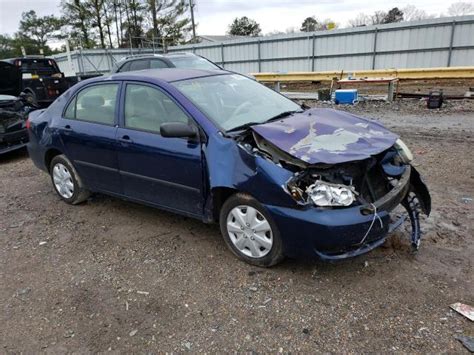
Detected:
left=219, top=193, right=284, bottom=267
left=50, top=155, right=90, bottom=205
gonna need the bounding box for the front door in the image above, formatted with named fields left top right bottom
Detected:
left=116, top=83, right=203, bottom=216
left=57, top=82, right=121, bottom=193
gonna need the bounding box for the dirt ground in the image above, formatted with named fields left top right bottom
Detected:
left=0, top=100, right=473, bottom=353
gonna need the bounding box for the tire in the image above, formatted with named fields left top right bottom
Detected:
left=23, top=90, right=38, bottom=107
left=219, top=193, right=284, bottom=267
left=49, top=155, right=90, bottom=205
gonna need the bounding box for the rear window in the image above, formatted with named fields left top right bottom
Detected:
left=129, top=59, right=149, bottom=71
left=150, top=59, right=169, bottom=69
left=16, top=59, right=60, bottom=76
left=118, top=61, right=131, bottom=72
left=167, top=56, right=220, bottom=70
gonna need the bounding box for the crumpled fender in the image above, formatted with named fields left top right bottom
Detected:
left=203, top=134, right=296, bottom=214
left=409, top=165, right=431, bottom=216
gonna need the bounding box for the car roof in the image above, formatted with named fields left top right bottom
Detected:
left=163, top=52, right=199, bottom=58
left=2, top=56, right=55, bottom=62
left=108, top=68, right=230, bottom=83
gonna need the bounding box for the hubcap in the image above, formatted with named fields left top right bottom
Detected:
left=53, top=163, right=74, bottom=199
left=226, top=205, right=273, bottom=258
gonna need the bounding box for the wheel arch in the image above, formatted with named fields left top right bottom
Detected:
left=44, top=148, right=63, bottom=171
left=210, top=186, right=239, bottom=222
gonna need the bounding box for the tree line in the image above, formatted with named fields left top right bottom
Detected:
left=1, top=0, right=193, bottom=58
left=228, top=2, right=474, bottom=37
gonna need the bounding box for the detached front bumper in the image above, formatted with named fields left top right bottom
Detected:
left=0, top=128, right=28, bottom=155
left=265, top=166, right=429, bottom=261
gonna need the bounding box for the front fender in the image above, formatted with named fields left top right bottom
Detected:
left=202, top=134, right=298, bottom=220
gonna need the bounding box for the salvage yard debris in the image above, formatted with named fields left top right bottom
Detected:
left=455, top=335, right=474, bottom=353
left=450, top=303, right=474, bottom=321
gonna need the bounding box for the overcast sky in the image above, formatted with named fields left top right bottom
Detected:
left=0, top=0, right=463, bottom=39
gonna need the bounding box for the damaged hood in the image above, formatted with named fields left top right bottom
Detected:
left=251, top=108, right=398, bottom=165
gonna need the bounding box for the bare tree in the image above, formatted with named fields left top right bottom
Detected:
left=402, top=5, right=434, bottom=21
left=103, top=1, right=114, bottom=48
left=371, top=11, right=387, bottom=25
left=348, top=13, right=371, bottom=27
left=447, top=1, right=474, bottom=16
left=111, top=0, right=123, bottom=47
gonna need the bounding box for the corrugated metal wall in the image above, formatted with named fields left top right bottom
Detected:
left=54, top=15, right=474, bottom=75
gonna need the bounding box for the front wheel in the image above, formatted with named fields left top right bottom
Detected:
left=50, top=155, right=90, bottom=205
left=219, top=193, right=284, bottom=267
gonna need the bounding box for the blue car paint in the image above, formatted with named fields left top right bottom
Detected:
left=265, top=204, right=390, bottom=259
left=27, top=69, right=430, bottom=260
left=252, top=108, right=399, bottom=165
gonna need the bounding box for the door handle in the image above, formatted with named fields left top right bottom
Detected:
left=118, top=135, right=133, bottom=144
left=63, top=125, right=73, bottom=134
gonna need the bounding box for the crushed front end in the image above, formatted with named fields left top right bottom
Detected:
left=236, top=108, right=431, bottom=260
left=281, top=143, right=430, bottom=259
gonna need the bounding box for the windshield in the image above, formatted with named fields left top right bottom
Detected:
left=168, top=56, right=220, bottom=70
left=172, top=74, right=301, bottom=131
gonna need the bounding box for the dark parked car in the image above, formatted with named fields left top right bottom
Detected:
left=26, top=69, right=430, bottom=266
left=0, top=61, right=40, bottom=154
left=111, top=52, right=221, bottom=73
left=0, top=61, right=22, bottom=97
left=0, top=93, right=38, bottom=154
left=2, top=56, right=68, bottom=106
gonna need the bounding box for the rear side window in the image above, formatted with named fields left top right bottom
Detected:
left=118, top=61, right=131, bottom=72
left=129, top=59, right=149, bottom=71
left=150, top=59, right=169, bottom=69
left=64, top=84, right=119, bottom=125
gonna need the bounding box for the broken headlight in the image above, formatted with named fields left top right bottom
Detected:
left=306, top=181, right=356, bottom=207
left=394, top=139, right=413, bottom=164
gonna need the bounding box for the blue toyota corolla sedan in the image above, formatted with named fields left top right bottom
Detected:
left=27, top=69, right=430, bottom=266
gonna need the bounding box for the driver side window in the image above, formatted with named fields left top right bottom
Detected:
left=124, top=84, right=189, bottom=133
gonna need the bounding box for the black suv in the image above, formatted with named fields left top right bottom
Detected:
left=111, top=52, right=221, bottom=73
left=2, top=56, right=69, bottom=106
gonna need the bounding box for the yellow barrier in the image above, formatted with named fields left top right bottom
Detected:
left=252, top=66, right=474, bottom=82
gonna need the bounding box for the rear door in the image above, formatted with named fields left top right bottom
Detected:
left=116, top=82, right=203, bottom=216
left=58, top=82, right=122, bottom=193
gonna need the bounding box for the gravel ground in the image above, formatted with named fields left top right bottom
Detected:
left=0, top=100, right=473, bottom=353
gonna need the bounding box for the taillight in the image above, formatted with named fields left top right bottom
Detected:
left=48, top=89, right=56, bottom=97
left=26, top=118, right=31, bottom=130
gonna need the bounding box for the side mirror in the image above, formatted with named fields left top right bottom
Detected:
left=160, top=122, right=197, bottom=138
